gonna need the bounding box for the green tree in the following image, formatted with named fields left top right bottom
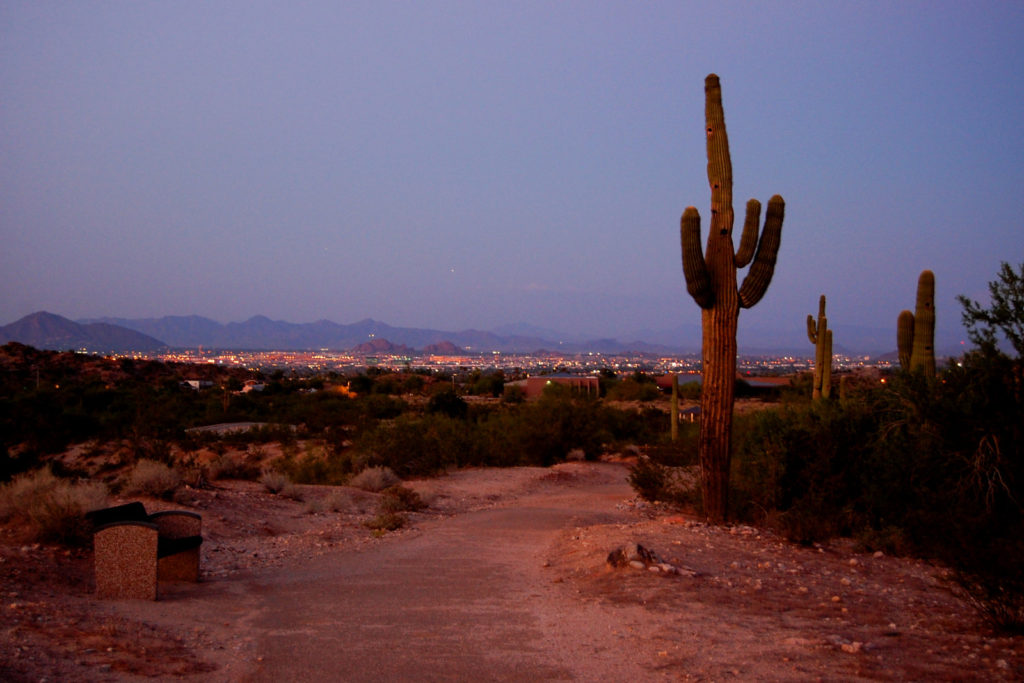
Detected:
left=957, top=261, right=1024, bottom=359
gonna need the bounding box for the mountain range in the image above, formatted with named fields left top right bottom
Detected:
left=1, top=311, right=959, bottom=357
left=0, top=312, right=683, bottom=355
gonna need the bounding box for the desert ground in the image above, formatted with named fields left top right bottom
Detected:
left=2, top=459, right=1022, bottom=681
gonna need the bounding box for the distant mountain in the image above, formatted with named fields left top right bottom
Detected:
left=5, top=311, right=963, bottom=357
left=351, top=339, right=415, bottom=355
left=422, top=340, right=463, bottom=355
left=0, top=312, right=166, bottom=352
left=78, top=315, right=652, bottom=354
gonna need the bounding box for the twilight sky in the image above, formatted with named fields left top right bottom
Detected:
left=2, top=2, right=1022, bottom=350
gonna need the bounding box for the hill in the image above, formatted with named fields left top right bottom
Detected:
left=0, top=312, right=166, bottom=353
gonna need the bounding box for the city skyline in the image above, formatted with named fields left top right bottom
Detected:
left=2, top=3, right=1022, bottom=349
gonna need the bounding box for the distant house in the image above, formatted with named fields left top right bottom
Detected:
left=241, top=380, right=265, bottom=393
left=183, top=379, right=213, bottom=390
left=680, top=406, right=701, bottom=422
left=506, top=374, right=600, bottom=400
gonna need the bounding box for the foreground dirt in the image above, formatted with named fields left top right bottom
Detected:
left=2, top=461, right=1022, bottom=681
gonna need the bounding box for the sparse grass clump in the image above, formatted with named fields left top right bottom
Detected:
left=349, top=466, right=400, bottom=492
left=123, top=459, right=182, bottom=500
left=260, top=470, right=303, bottom=500
left=260, top=470, right=290, bottom=493
left=303, top=490, right=351, bottom=515
left=0, top=468, right=108, bottom=544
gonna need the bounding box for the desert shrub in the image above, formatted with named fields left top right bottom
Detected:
left=259, top=470, right=302, bottom=500
left=123, top=459, right=182, bottom=500
left=950, top=534, right=1024, bottom=633
left=0, top=467, right=108, bottom=544
left=426, top=390, right=468, bottom=419
left=322, top=490, right=350, bottom=513
left=275, top=444, right=354, bottom=485
left=349, top=466, right=400, bottom=492
left=364, top=511, right=406, bottom=534
left=725, top=348, right=1024, bottom=629
left=502, top=385, right=526, bottom=404
left=606, top=376, right=662, bottom=402
left=627, top=457, right=669, bottom=502
left=207, top=452, right=262, bottom=481
left=279, top=482, right=303, bottom=500
left=379, top=485, right=426, bottom=513
left=627, top=456, right=701, bottom=510
left=260, top=470, right=290, bottom=493
left=358, top=414, right=475, bottom=476
left=730, top=399, right=878, bottom=540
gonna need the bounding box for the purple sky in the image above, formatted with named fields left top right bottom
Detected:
left=2, top=2, right=1022, bottom=348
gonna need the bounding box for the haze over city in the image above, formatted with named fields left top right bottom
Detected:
left=2, top=2, right=1022, bottom=351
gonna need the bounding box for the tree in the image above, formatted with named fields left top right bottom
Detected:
left=957, top=261, right=1024, bottom=359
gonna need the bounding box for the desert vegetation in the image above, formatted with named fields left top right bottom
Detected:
left=0, top=342, right=671, bottom=495
left=640, top=261, right=1024, bottom=631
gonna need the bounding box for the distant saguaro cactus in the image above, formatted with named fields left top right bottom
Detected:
left=806, top=295, right=833, bottom=399
left=897, top=270, right=936, bottom=377
left=681, top=74, right=785, bottom=522
left=670, top=374, right=679, bottom=442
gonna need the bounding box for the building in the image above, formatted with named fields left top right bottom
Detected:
left=507, top=374, right=600, bottom=400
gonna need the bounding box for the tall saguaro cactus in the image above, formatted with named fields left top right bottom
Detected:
left=807, top=295, right=833, bottom=399
left=681, top=74, right=785, bottom=522
left=897, top=270, right=936, bottom=377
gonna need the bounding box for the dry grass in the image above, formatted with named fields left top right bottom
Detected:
left=349, top=466, right=400, bottom=492
left=0, top=467, right=108, bottom=544
left=123, top=459, right=182, bottom=499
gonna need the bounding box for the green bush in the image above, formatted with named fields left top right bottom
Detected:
left=0, top=467, right=108, bottom=544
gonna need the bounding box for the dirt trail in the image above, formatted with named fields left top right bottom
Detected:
left=4, top=461, right=1021, bottom=680
left=126, top=464, right=655, bottom=681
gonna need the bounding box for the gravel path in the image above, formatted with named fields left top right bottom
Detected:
left=245, top=485, right=645, bottom=681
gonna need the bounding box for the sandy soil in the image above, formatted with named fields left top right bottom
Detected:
left=2, top=460, right=1022, bottom=681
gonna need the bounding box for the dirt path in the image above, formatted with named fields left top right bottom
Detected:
left=122, top=464, right=659, bottom=680
left=246, top=481, right=644, bottom=680
left=3, top=461, right=1022, bottom=680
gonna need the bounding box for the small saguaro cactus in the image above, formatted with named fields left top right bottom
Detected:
left=670, top=374, right=679, bottom=442
left=897, top=270, right=936, bottom=378
left=806, top=295, right=833, bottom=399
left=681, top=74, right=785, bottom=523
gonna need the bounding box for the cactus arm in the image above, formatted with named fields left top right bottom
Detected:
left=807, top=314, right=818, bottom=343
left=681, top=207, right=714, bottom=308
left=734, top=199, right=761, bottom=268
left=737, top=195, right=785, bottom=308
left=897, top=310, right=914, bottom=369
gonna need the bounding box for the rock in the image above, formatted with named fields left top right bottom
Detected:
left=607, top=543, right=662, bottom=570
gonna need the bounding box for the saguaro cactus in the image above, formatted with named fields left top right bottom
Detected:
left=681, top=74, right=785, bottom=522
left=806, top=295, right=833, bottom=399
left=670, top=374, right=679, bottom=442
left=897, top=270, right=936, bottom=378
